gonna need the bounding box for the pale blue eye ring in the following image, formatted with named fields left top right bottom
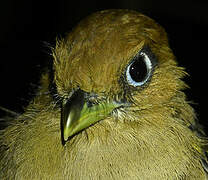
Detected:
left=126, top=50, right=154, bottom=87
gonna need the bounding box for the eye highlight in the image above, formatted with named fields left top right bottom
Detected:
left=126, top=46, right=156, bottom=87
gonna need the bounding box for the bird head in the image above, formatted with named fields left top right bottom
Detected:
left=1, top=9, right=207, bottom=180
left=52, top=9, right=190, bottom=144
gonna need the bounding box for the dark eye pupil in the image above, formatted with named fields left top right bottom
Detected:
left=129, top=56, right=147, bottom=82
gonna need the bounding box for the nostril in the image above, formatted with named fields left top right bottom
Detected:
left=87, top=101, right=93, bottom=108
left=85, top=93, right=99, bottom=108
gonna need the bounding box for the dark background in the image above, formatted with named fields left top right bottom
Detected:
left=0, top=0, right=207, bottom=130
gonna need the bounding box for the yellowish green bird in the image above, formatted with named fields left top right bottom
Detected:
left=1, top=9, right=208, bottom=179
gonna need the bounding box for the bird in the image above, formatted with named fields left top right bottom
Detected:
left=0, top=9, right=208, bottom=179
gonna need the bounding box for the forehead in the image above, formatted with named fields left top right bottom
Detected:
left=67, top=10, right=165, bottom=58
left=54, top=10, right=168, bottom=94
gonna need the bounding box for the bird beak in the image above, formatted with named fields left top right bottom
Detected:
left=61, top=89, right=120, bottom=144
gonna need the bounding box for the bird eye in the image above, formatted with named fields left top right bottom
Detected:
left=126, top=47, right=156, bottom=87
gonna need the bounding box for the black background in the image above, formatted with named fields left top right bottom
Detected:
left=0, top=0, right=207, bottom=131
